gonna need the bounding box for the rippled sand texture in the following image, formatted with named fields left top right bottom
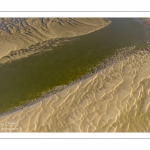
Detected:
left=0, top=18, right=110, bottom=62
left=1, top=46, right=150, bottom=132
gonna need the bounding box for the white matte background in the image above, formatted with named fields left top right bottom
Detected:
left=0, top=0, right=149, bottom=149
left=0, top=0, right=150, bottom=11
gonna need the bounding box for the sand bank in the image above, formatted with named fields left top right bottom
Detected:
left=1, top=44, right=150, bottom=132
left=0, top=37, right=70, bottom=64
left=0, top=18, right=110, bottom=63
left=140, top=18, right=150, bottom=27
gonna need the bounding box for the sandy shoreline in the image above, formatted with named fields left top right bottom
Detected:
left=137, top=18, right=150, bottom=28
left=0, top=18, right=111, bottom=64
left=140, top=18, right=150, bottom=26
left=0, top=37, right=71, bottom=64
left=1, top=44, right=150, bottom=132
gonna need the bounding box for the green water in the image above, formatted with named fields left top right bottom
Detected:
left=0, top=18, right=150, bottom=113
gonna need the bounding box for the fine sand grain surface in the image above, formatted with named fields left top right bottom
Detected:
left=1, top=45, right=150, bottom=132
left=0, top=18, right=110, bottom=64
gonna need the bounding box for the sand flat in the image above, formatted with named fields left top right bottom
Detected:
left=1, top=45, right=150, bottom=132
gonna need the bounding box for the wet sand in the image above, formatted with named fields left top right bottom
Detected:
left=1, top=44, right=150, bottom=132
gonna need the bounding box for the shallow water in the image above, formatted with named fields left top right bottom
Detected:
left=0, top=18, right=150, bottom=113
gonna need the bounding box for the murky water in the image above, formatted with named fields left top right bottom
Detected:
left=0, top=18, right=150, bottom=113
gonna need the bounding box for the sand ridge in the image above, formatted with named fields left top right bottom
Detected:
left=1, top=45, right=150, bottom=132
left=0, top=18, right=111, bottom=63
